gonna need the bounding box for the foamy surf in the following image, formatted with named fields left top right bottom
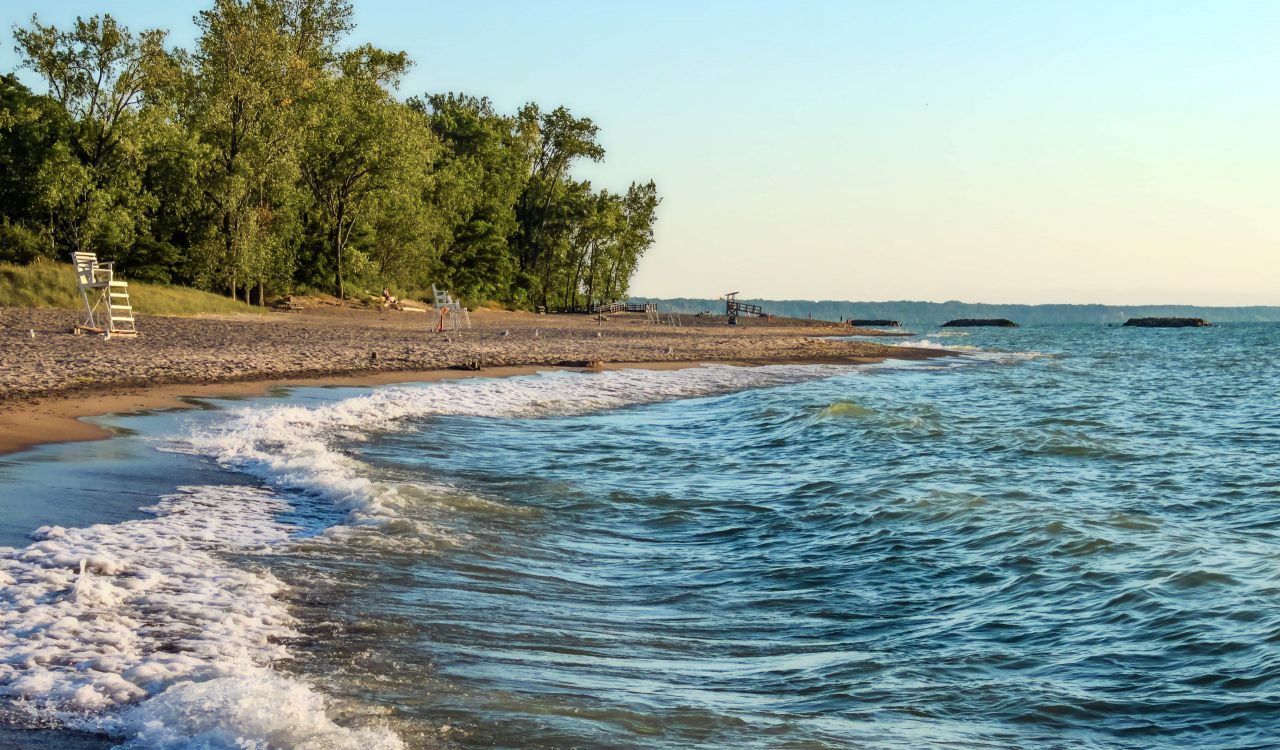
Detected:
left=2, top=364, right=951, bottom=747
left=180, top=365, right=856, bottom=530
left=0, top=485, right=401, bottom=749
left=883, top=338, right=1049, bottom=364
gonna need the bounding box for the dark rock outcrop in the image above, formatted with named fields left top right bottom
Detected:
left=941, top=319, right=1019, bottom=328
left=849, top=319, right=901, bottom=327
left=1123, top=317, right=1211, bottom=328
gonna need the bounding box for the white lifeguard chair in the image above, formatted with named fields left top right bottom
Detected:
left=72, top=252, right=136, bottom=338
left=431, top=284, right=470, bottom=331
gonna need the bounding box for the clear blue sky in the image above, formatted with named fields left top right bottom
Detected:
left=5, top=1, right=1278, bottom=305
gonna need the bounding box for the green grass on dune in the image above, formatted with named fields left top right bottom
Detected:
left=0, top=261, right=261, bottom=316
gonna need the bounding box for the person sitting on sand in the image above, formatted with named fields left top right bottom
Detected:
left=381, top=287, right=398, bottom=308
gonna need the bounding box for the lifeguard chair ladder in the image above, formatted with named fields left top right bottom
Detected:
left=72, top=252, right=137, bottom=338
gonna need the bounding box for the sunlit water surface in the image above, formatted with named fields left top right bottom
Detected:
left=1, top=324, right=1277, bottom=749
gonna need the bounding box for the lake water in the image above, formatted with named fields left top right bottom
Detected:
left=0, top=323, right=1277, bottom=749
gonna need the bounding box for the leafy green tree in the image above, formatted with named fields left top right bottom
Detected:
left=299, top=45, right=431, bottom=298
left=2, top=0, right=659, bottom=309
left=13, top=14, right=170, bottom=257
left=513, top=104, right=606, bottom=306
left=184, top=0, right=352, bottom=301
left=412, top=93, right=531, bottom=302
left=602, top=180, right=659, bottom=302
left=0, top=74, right=73, bottom=262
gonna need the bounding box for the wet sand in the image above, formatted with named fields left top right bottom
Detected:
left=0, top=305, right=934, bottom=455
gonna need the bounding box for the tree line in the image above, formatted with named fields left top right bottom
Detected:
left=0, top=0, right=660, bottom=309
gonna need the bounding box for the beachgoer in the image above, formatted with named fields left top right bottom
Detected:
left=435, top=305, right=450, bottom=333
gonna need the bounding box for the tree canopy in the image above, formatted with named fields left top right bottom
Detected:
left=0, top=0, right=659, bottom=309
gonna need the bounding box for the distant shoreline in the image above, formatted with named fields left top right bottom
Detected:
left=0, top=305, right=944, bottom=456
left=634, top=298, right=1280, bottom=325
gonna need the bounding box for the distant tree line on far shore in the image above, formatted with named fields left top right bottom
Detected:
left=0, top=0, right=659, bottom=309
left=635, top=298, right=1280, bottom=325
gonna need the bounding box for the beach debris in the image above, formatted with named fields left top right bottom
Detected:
left=534, top=329, right=540, bottom=337
left=369, top=351, right=378, bottom=362
left=665, top=346, right=674, bottom=354
left=451, top=360, right=483, bottom=371
left=29, top=329, right=35, bottom=339
left=596, top=330, right=602, bottom=338
left=500, top=329, right=509, bottom=336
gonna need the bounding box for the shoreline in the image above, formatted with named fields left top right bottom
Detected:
left=0, top=353, right=938, bottom=457
left=1, top=304, right=944, bottom=456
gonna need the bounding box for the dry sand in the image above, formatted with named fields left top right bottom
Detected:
left=0, top=305, right=935, bottom=454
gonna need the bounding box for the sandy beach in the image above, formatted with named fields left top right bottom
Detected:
left=0, top=305, right=934, bottom=454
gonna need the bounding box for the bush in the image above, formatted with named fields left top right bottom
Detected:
left=0, top=220, right=53, bottom=265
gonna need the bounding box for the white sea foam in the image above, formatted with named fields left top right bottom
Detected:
left=182, top=365, right=852, bottom=528
left=0, top=365, right=880, bottom=746
left=0, top=485, right=401, bottom=749
left=885, top=338, right=1048, bottom=364
left=890, top=338, right=981, bottom=351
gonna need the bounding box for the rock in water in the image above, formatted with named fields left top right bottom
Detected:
left=849, top=320, right=901, bottom=327
left=941, top=319, right=1019, bottom=328
left=1123, top=317, right=1211, bottom=328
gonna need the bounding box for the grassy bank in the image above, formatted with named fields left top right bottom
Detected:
left=0, top=261, right=260, bottom=316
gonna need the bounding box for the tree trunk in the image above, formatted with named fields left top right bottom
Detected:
left=334, top=205, right=345, bottom=300
left=567, top=243, right=589, bottom=311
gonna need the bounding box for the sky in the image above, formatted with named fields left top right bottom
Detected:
left=4, top=1, right=1278, bottom=305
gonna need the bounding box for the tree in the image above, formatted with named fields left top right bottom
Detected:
left=0, top=74, right=73, bottom=262
left=13, top=14, right=170, bottom=256
left=412, top=92, right=531, bottom=302
left=299, top=45, right=432, bottom=298
left=2, top=0, right=660, bottom=309
left=513, top=105, right=606, bottom=306
left=601, top=180, right=660, bottom=302
left=185, top=0, right=352, bottom=301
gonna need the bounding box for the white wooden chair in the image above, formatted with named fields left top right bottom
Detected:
left=72, top=252, right=136, bottom=338
left=431, top=284, right=470, bottom=330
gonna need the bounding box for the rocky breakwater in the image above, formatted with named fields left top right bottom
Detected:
left=941, top=319, right=1019, bottom=328
left=1123, top=317, right=1211, bottom=328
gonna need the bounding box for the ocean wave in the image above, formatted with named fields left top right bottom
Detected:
left=0, top=485, right=401, bottom=748
left=889, top=338, right=982, bottom=351
left=887, top=338, right=1049, bottom=364
left=181, top=365, right=854, bottom=530
left=0, top=365, right=858, bottom=746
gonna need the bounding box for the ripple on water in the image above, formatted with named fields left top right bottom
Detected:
left=8, top=326, right=1280, bottom=749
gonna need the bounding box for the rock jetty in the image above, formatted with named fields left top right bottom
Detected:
left=1122, top=317, right=1211, bottom=328
left=849, top=319, right=901, bottom=327
left=941, top=319, right=1019, bottom=328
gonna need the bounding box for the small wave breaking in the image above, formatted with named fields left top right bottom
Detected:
left=182, top=365, right=854, bottom=530
left=0, top=485, right=401, bottom=748
left=2, top=365, right=875, bottom=747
